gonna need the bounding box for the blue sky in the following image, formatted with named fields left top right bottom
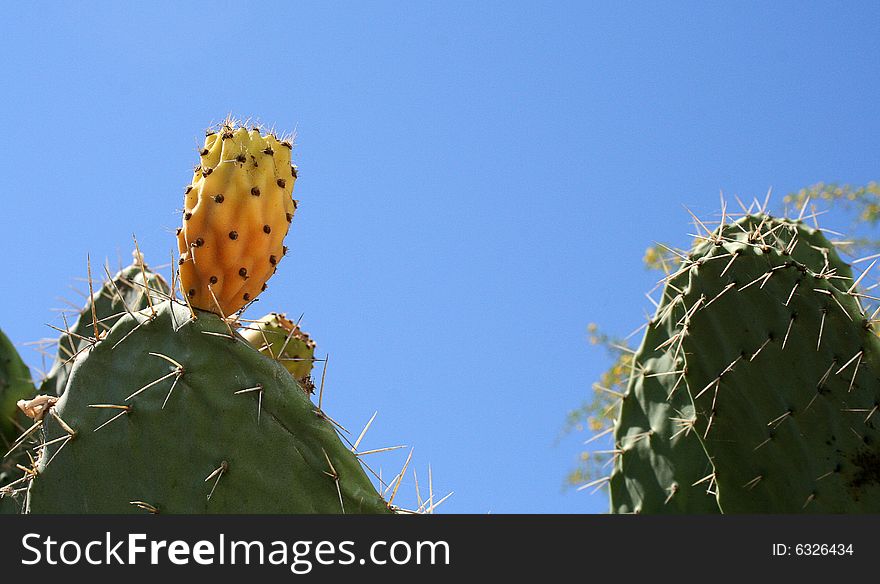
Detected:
left=1, top=2, right=878, bottom=513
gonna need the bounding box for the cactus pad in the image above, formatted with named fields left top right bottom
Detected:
left=610, top=214, right=880, bottom=513
left=25, top=301, right=389, bottom=514
left=0, top=327, right=34, bottom=513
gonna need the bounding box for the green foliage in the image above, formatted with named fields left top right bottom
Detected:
left=784, top=182, right=880, bottom=226
left=784, top=182, right=880, bottom=257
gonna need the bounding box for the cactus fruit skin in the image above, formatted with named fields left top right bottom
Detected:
left=610, top=214, right=880, bottom=513
left=0, top=327, right=35, bottom=514
left=241, top=313, right=316, bottom=389
left=26, top=301, right=389, bottom=514
left=41, top=256, right=171, bottom=396
left=177, top=122, right=297, bottom=316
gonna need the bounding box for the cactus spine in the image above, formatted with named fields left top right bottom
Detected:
left=40, top=254, right=170, bottom=396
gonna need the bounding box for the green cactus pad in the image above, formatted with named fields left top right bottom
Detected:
left=0, top=327, right=34, bottom=442
left=0, top=327, right=35, bottom=514
left=611, top=214, right=880, bottom=513
left=26, top=301, right=390, bottom=514
left=41, top=255, right=171, bottom=396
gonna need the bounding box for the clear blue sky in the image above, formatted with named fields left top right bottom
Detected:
left=1, top=2, right=878, bottom=513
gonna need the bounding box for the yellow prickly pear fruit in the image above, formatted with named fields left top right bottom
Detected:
left=177, top=119, right=298, bottom=316
left=241, top=313, right=317, bottom=391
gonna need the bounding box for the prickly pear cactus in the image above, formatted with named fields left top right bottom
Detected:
left=25, top=301, right=390, bottom=514
left=41, top=254, right=171, bottom=396
left=611, top=214, right=880, bottom=513
left=1, top=119, right=413, bottom=515
left=177, top=119, right=297, bottom=316
left=0, top=327, right=35, bottom=513
left=241, top=313, right=317, bottom=390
